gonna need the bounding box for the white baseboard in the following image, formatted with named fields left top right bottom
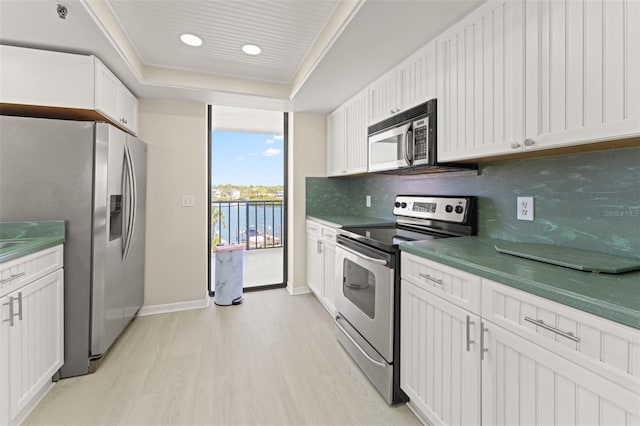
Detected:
left=286, top=282, right=312, bottom=296
left=138, top=297, right=210, bottom=316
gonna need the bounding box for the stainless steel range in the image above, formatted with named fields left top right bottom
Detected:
left=334, top=195, right=477, bottom=404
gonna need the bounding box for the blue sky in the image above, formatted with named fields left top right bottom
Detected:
left=211, top=131, right=284, bottom=186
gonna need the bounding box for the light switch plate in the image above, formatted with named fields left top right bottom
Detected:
left=182, top=194, right=195, bottom=207
left=366, top=195, right=371, bottom=208
left=517, top=196, right=534, bottom=221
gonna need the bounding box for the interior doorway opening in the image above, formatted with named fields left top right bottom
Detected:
left=207, top=106, right=287, bottom=295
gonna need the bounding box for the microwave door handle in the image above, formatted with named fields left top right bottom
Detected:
left=405, top=129, right=413, bottom=165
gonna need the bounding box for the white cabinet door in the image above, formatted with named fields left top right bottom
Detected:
left=326, top=106, right=347, bottom=176
left=7, top=269, right=64, bottom=424
left=306, top=233, right=322, bottom=296
left=523, top=0, right=640, bottom=151
left=401, top=280, right=481, bottom=426
left=482, top=321, right=640, bottom=426
left=95, top=58, right=139, bottom=136
left=369, top=68, right=398, bottom=124
left=0, top=293, right=9, bottom=425
left=344, top=89, right=369, bottom=174
left=321, top=241, right=336, bottom=314
left=94, top=59, right=120, bottom=123
left=397, top=41, right=437, bottom=113
left=437, top=0, right=525, bottom=161
left=119, top=87, right=139, bottom=136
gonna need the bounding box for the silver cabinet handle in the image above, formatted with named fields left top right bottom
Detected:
left=335, top=315, right=387, bottom=368
left=389, top=109, right=395, bottom=114
left=466, top=315, right=474, bottom=352
left=511, top=142, right=521, bottom=149
left=524, top=138, right=535, bottom=147
left=15, top=292, right=22, bottom=321
left=0, top=272, right=26, bottom=284
left=524, top=317, right=580, bottom=343
left=316, top=240, right=322, bottom=254
left=418, top=273, right=443, bottom=286
left=2, top=298, right=14, bottom=326
left=480, top=322, right=489, bottom=360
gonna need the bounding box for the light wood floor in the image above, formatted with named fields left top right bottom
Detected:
left=25, top=289, right=421, bottom=425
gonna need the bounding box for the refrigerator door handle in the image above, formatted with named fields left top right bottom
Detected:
left=123, top=144, right=137, bottom=262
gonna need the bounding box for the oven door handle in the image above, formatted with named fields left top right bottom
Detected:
left=337, top=244, right=388, bottom=266
left=335, top=315, right=387, bottom=368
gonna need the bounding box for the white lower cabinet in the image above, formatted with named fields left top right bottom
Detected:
left=482, top=320, right=640, bottom=426
left=401, top=279, right=481, bottom=425
left=306, top=220, right=337, bottom=314
left=400, top=254, right=640, bottom=426
left=1, top=246, right=64, bottom=426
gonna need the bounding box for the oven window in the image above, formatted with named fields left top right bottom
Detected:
left=342, top=258, right=375, bottom=319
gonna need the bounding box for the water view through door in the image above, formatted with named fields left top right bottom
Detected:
left=209, top=107, right=285, bottom=290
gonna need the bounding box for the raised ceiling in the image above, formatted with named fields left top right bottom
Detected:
left=107, top=0, right=339, bottom=84
left=0, top=0, right=484, bottom=112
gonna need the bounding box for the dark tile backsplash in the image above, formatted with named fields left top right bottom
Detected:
left=307, top=147, right=640, bottom=257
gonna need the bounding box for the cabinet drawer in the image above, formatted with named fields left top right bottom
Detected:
left=0, top=245, right=63, bottom=297
left=321, top=227, right=336, bottom=243
left=306, top=220, right=322, bottom=237
left=401, top=253, right=481, bottom=315
left=482, top=278, right=640, bottom=393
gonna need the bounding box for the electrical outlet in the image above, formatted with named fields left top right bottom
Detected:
left=182, top=194, right=195, bottom=207
left=517, top=197, right=534, bottom=221
left=366, top=195, right=371, bottom=208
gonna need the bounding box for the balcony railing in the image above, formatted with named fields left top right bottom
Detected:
left=211, top=200, right=283, bottom=250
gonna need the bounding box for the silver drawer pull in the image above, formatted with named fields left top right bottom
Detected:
left=0, top=272, right=26, bottom=284
left=418, top=273, right=443, bottom=286
left=466, top=315, right=474, bottom=352
left=524, top=317, right=580, bottom=343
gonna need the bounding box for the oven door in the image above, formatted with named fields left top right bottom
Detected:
left=334, top=237, right=395, bottom=362
left=368, top=123, right=412, bottom=172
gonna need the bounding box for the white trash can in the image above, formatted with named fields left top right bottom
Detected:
left=214, top=244, right=244, bottom=306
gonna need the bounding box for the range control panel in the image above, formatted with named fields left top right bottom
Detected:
left=393, top=195, right=471, bottom=223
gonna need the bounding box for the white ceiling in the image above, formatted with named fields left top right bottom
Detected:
left=108, top=0, right=339, bottom=84
left=0, top=0, right=484, bottom=113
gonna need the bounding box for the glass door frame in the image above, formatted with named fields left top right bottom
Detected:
left=207, top=106, right=288, bottom=295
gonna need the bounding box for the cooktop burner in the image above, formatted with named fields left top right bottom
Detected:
left=339, top=224, right=446, bottom=251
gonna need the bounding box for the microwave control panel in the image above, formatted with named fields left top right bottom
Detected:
left=393, top=195, right=470, bottom=223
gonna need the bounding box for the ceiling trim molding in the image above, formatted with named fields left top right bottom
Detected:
left=81, top=0, right=145, bottom=81
left=80, top=0, right=290, bottom=101
left=288, top=0, right=365, bottom=100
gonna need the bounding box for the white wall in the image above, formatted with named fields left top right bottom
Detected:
left=138, top=98, right=209, bottom=308
left=287, top=112, right=327, bottom=294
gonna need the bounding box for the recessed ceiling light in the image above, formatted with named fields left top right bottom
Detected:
left=180, top=33, right=202, bottom=47
left=242, top=44, right=262, bottom=55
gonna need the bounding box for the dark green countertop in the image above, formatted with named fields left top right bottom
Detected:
left=0, top=221, right=66, bottom=264
left=306, top=214, right=392, bottom=228
left=400, top=237, right=640, bottom=329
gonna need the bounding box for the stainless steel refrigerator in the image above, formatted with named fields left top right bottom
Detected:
left=0, top=115, right=146, bottom=378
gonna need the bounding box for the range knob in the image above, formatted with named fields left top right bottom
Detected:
left=445, top=204, right=453, bottom=213
left=455, top=205, right=464, bottom=214
left=394, top=201, right=401, bottom=208
left=400, top=202, right=408, bottom=208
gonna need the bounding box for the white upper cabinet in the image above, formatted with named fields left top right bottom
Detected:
left=0, top=46, right=139, bottom=136
left=437, top=0, right=525, bottom=162
left=326, top=89, right=368, bottom=176
left=369, top=68, right=398, bottom=124
left=326, top=105, right=347, bottom=176
left=523, top=0, right=640, bottom=151
left=0, top=45, right=95, bottom=110
left=396, top=41, right=438, bottom=115
left=437, top=0, right=640, bottom=162
left=370, top=41, right=437, bottom=124
left=95, top=58, right=139, bottom=135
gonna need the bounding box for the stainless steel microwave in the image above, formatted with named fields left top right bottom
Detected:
left=368, top=99, right=436, bottom=172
